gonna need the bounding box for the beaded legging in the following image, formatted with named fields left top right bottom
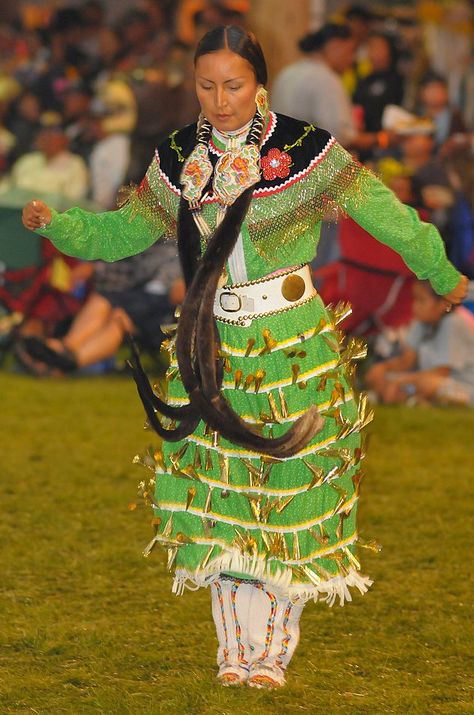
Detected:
left=210, top=575, right=304, bottom=685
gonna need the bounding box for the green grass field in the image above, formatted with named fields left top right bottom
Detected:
left=1, top=373, right=473, bottom=715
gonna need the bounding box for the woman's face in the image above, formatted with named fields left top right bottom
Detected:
left=195, top=48, right=259, bottom=132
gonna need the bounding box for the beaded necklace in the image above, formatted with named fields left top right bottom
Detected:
left=180, top=111, right=265, bottom=237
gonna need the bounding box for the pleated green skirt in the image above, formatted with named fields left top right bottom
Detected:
left=138, top=293, right=374, bottom=606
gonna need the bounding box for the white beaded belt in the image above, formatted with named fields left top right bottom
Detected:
left=214, top=264, right=317, bottom=327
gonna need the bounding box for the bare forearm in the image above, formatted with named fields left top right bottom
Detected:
left=381, top=350, right=418, bottom=373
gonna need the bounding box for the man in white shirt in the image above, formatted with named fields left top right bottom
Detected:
left=88, top=78, right=137, bottom=209
left=271, top=24, right=357, bottom=146
left=3, top=125, right=89, bottom=202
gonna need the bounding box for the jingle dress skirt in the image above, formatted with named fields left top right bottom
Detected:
left=145, top=291, right=374, bottom=605
left=36, top=112, right=461, bottom=607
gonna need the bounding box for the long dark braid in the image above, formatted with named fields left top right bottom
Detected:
left=129, top=111, right=323, bottom=456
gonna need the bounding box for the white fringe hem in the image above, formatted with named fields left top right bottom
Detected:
left=170, top=549, right=373, bottom=607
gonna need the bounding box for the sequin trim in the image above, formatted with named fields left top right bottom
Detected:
left=154, top=494, right=359, bottom=534
left=166, top=391, right=354, bottom=429
left=184, top=428, right=340, bottom=461
left=154, top=148, right=181, bottom=196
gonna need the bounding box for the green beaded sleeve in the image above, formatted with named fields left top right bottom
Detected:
left=36, top=202, right=161, bottom=262
left=340, top=161, right=461, bottom=296
left=35, top=152, right=179, bottom=262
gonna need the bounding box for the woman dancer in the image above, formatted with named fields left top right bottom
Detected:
left=22, top=26, right=467, bottom=689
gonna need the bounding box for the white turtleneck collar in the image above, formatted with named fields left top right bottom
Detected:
left=212, top=117, right=253, bottom=148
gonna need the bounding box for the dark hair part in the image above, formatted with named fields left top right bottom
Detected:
left=299, top=23, right=352, bottom=54
left=194, top=25, right=267, bottom=86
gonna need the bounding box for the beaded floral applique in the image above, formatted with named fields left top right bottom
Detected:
left=180, top=143, right=214, bottom=205
left=261, top=148, right=292, bottom=181
left=213, top=145, right=261, bottom=205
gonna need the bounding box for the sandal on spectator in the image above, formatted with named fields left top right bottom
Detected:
left=22, top=336, right=78, bottom=372
left=14, top=339, right=60, bottom=377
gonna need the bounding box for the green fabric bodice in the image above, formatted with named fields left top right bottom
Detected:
left=37, top=115, right=460, bottom=295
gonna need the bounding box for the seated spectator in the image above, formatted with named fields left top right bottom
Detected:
left=365, top=280, right=474, bottom=406
left=0, top=75, right=21, bottom=172
left=15, top=241, right=184, bottom=376
left=419, top=75, right=466, bottom=147
left=384, top=132, right=455, bottom=243
left=29, top=9, right=91, bottom=111
left=399, top=133, right=450, bottom=189
left=5, top=90, right=42, bottom=164
left=60, top=82, right=95, bottom=161
left=175, top=0, right=249, bottom=47
left=0, top=110, right=91, bottom=344
left=0, top=122, right=89, bottom=202
left=342, top=4, right=375, bottom=97
left=0, top=239, right=92, bottom=342
left=353, top=33, right=404, bottom=133
left=114, top=10, right=156, bottom=72
left=10, top=27, right=50, bottom=90
left=77, top=0, right=112, bottom=72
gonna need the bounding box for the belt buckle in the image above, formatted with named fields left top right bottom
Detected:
left=219, top=291, right=242, bottom=313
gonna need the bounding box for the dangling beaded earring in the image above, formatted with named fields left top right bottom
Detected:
left=255, top=86, right=269, bottom=121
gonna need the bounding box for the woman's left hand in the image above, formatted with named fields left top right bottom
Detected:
left=443, top=275, right=469, bottom=308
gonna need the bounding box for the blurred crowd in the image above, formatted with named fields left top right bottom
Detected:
left=0, top=0, right=248, bottom=370
left=1, top=0, right=474, bottom=404
left=273, top=4, right=474, bottom=278
left=0, top=0, right=252, bottom=200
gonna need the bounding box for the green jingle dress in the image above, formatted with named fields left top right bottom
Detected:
left=38, top=113, right=461, bottom=606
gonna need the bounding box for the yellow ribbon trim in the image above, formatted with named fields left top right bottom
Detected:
left=154, top=492, right=358, bottom=533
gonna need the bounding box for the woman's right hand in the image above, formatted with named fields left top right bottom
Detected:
left=22, top=200, right=52, bottom=231
left=443, top=274, right=469, bottom=307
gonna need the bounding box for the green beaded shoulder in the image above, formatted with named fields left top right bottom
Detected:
left=118, top=150, right=180, bottom=240
left=246, top=138, right=370, bottom=264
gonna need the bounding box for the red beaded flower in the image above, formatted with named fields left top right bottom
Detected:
left=261, top=148, right=292, bottom=181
